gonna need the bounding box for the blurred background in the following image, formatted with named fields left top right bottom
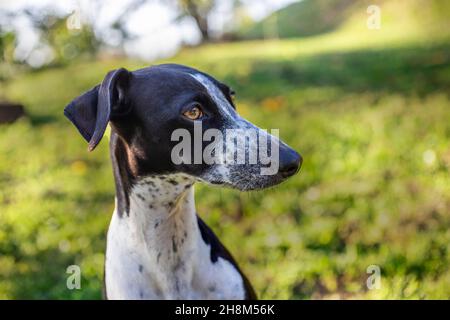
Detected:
left=0, top=0, right=449, bottom=299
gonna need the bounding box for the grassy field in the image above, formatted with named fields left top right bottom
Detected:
left=1, top=2, right=450, bottom=299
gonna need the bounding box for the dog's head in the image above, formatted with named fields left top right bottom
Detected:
left=65, top=64, right=301, bottom=191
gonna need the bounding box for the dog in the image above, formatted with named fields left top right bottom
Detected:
left=64, top=64, right=302, bottom=300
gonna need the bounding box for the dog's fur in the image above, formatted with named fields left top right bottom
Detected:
left=65, top=64, right=301, bottom=300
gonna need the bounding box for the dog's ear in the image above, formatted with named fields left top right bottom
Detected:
left=64, top=68, right=131, bottom=151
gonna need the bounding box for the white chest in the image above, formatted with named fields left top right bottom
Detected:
left=104, top=208, right=246, bottom=300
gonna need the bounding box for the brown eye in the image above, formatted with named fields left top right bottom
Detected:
left=183, top=105, right=204, bottom=120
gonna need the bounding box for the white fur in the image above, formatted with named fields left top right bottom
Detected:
left=190, top=73, right=237, bottom=119
left=105, top=174, right=245, bottom=300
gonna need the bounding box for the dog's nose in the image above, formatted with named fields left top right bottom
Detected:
left=279, top=146, right=302, bottom=178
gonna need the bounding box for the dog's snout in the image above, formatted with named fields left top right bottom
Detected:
left=279, top=147, right=302, bottom=178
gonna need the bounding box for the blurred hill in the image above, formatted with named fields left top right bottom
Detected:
left=238, top=0, right=356, bottom=39
left=237, top=0, right=450, bottom=40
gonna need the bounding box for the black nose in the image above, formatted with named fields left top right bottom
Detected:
left=279, top=146, right=302, bottom=178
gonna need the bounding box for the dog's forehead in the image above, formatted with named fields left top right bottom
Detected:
left=132, top=64, right=221, bottom=88
left=131, top=64, right=237, bottom=118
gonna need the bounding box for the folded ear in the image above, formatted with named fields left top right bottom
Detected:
left=64, top=68, right=131, bottom=151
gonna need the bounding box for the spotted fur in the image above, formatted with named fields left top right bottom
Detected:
left=105, top=174, right=251, bottom=299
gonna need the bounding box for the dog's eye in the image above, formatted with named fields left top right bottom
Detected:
left=183, top=105, right=204, bottom=120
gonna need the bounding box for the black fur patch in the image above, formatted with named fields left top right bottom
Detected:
left=197, top=216, right=257, bottom=300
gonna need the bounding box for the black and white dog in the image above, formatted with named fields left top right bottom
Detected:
left=64, top=64, right=301, bottom=300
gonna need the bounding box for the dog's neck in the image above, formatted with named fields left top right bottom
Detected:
left=108, top=133, right=204, bottom=298
left=126, top=174, right=197, bottom=256
left=126, top=174, right=198, bottom=266
left=106, top=132, right=249, bottom=299
left=110, top=131, right=198, bottom=260
left=108, top=175, right=202, bottom=299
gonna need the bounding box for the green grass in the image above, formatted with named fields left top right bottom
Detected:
left=1, top=7, right=450, bottom=299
